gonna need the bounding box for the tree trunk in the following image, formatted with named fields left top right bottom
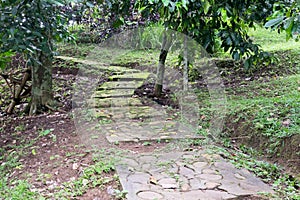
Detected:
left=183, top=35, right=189, bottom=91
left=6, top=68, right=31, bottom=114
left=29, top=52, right=53, bottom=115
left=154, top=31, right=172, bottom=96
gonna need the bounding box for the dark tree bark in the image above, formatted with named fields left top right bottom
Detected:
left=29, top=52, right=53, bottom=115
left=154, top=31, right=172, bottom=96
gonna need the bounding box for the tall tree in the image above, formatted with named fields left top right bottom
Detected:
left=0, top=0, right=73, bottom=115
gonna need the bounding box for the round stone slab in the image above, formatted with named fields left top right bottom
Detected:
left=137, top=190, right=164, bottom=200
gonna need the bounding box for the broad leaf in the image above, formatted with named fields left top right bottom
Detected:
left=265, top=17, right=285, bottom=28
left=162, top=0, right=170, bottom=7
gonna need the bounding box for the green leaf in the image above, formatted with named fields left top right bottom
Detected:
left=86, top=2, right=94, bottom=8
left=203, top=0, right=211, bottom=15
left=138, top=6, right=147, bottom=13
left=31, top=149, right=37, bottom=156
left=162, top=0, right=170, bottom=7
left=283, top=17, right=294, bottom=30
left=233, top=51, right=240, bottom=60
left=0, top=51, right=14, bottom=70
left=182, top=0, right=188, bottom=10
left=112, top=17, right=124, bottom=28
left=45, top=0, right=64, bottom=6
left=264, top=17, right=285, bottom=28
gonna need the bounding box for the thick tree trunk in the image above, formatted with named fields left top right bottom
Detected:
left=29, top=52, right=53, bottom=115
left=154, top=31, right=172, bottom=96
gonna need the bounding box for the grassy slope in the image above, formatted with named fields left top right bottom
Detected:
left=228, top=27, right=299, bottom=147
left=221, top=26, right=300, bottom=180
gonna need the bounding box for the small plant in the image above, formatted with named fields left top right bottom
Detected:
left=142, top=141, right=152, bottom=146
left=39, top=129, right=54, bottom=137
left=114, top=189, right=128, bottom=199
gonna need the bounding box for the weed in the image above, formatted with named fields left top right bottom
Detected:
left=39, top=129, right=54, bottom=137
left=142, top=141, right=152, bottom=146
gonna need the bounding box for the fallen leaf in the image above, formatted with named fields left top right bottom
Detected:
left=149, top=176, right=158, bottom=185
left=72, top=163, right=79, bottom=170
left=181, top=183, right=190, bottom=192
left=282, top=119, right=291, bottom=127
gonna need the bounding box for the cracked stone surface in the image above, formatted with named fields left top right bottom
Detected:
left=116, top=150, right=274, bottom=200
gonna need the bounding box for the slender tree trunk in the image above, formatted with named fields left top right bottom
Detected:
left=6, top=68, right=31, bottom=114
left=29, top=52, right=53, bottom=115
left=154, top=31, right=172, bottom=96
left=183, top=35, right=189, bottom=91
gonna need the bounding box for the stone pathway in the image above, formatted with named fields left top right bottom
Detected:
left=117, top=150, right=274, bottom=200
left=59, top=56, right=274, bottom=199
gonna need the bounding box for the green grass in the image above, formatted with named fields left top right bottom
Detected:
left=249, top=26, right=300, bottom=52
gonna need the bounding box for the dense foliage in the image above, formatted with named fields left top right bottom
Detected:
left=265, top=0, right=300, bottom=41
left=0, top=0, right=72, bottom=67
left=133, top=0, right=290, bottom=67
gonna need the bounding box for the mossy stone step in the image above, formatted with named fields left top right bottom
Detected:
left=93, top=89, right=136, bottom=99
left=92, top=97, right=143, bottom=107
left=107, top=66, right=140, bottom=73
left=93, top=106, right=166, bottom=120
left=98, top=80, right=144, bottom=90
left=109, top=72, right=151, bottom=81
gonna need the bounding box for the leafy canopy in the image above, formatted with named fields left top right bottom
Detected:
left=134, top=0, right=282, bottom=67
left=0, top=0, right=73, bottom=68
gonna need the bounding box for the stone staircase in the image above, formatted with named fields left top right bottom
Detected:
left=58, top=56, right=274, bottom=200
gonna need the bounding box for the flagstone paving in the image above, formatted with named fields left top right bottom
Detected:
left=116, top=150, right=274, bottom=200
left=60, top=56, right=274, bottom=199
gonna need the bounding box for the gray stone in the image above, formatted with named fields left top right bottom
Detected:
left=192, top=161, right=208, bottom=173
left=137, top=191, right=164, bottom=200
left=120, top=158, right=139, bottom=168
left=214, top=161, right=236, bottom=170
left=141, top=163, right=152, bottom=171
left=189, top=178, right=206, bottom=190
left=93, top=89, right=135, bottom=98
left=198, top=190, right=237, bottom=200
left=202, top=168, right=219, bottom=175
left=94, top=97, right=143, bottom=107
left=234, top=173, right=246, bottom=180
left=100, top=80, right=143, bottom=90
left=109, top=72, right=150, bottom=80
left=139, top=155, right=158, bottom=163
left=205, top=182, right=221, bottom=189
left=179, top=166, right=195, bottom=179
left=158, top=178, right=178, bottom=189
left=218, top=182, right=256, bottom=196
left=180, top=183, right=191, bottom=192
left=196, top=173, right=223, bottom=181
left=127, top=172, right=150, bottom=184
